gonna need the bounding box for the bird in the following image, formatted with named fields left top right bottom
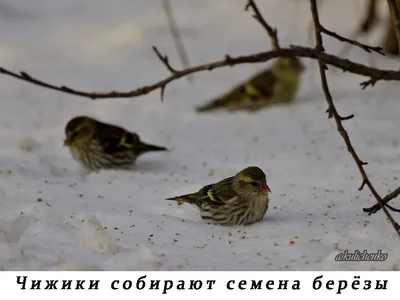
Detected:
left=165, top=166, right=271, bottom=226
left=64, top=116, right=168, bottom=172
left=195, top=57, right=305, bottom=113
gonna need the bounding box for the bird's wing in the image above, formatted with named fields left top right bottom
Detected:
left=96, top=123, right=140, bottom=154
left=240, top=69, right=278, bottom=100
left=166, top=176, right=237, bottom=206
left=196, top=68, right=279, bottom=112
left=195, top=86, right=246, bottom=112
left=199, top=176, right=237, bottom=204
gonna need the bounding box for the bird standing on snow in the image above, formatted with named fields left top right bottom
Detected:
left=64, top=116, right=168, bottom=172
left=166, top=166, right=271, bottom=226
left=195, top=57, right=305, bottom=112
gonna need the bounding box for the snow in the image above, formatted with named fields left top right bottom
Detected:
left=0, top=0, right=399, bottom=271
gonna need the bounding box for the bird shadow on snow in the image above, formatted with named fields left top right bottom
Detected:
left=132, top=157, right=176, bottom=173
left=162, top=211, right=202, bottom=225
left=261, top=213, right=286, bottom=224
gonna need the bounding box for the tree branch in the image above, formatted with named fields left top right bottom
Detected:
left=153, top=46, right=177, bottom=74
left=2, top=45, right=400, bottom=100
left=162, top=0, right=193, bottom=83
left=0, top=0, right=398, bottom=236
left=309, top=0, right=400, bottom=237
left=337, top=0, right=380, bottom=59
left=364, top=187, right=400, bottom=214
left=320, top=25, right=384, bottom=55
left=245, top=0, right=280, bottom=49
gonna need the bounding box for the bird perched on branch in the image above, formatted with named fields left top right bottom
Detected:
left=195, top=57, right=305, bottom=113
left=64, top=116, right=168, bottom=172
left=165, top=166, right=271, bottom=226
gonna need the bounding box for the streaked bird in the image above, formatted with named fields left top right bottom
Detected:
left=166, top=166, right=271, bottom=226
left=64, top=116, right=167, bottom=172
left=196, top=57, right=305, bottom=112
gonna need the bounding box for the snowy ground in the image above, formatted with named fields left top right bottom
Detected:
left=0, top=0, right=399, bottom=271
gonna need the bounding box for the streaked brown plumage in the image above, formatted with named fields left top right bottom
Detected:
left=196, top=57, right=305, bottom=112
left=166, top=166, right=271, bottom=226
left=64, top=116, right=167, bottom=172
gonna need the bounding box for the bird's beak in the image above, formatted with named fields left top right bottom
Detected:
left=258, top=183, right=271, bottom=194
left=64, top=137, right=73, bottom=147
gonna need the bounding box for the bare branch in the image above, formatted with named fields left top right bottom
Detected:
left=162, top=0, right=193, bottom=83
left=0, top=0, right=398, bottom=236
left=338, top=0, right=380, bottom=59
left=364, top=187, right=400, bottom=214
left=309, top=0, right=400, bottom=237
left=245, top=0, right=280, bottom=49
left=152, top=46, right=178, bottom=74
left=340, top=114, right=355, bottom=121
left=320, top=25, right=385, bottom=55
left=360, top=76, right=380, bottom=89
left=386, top=203, right=400, bottom=212
left=310, top=1, right=383, bottom=57
left=359, top=180, right=367, bottom=191
left=2, top=46, right=400, bottom=100
left=160, top=85, right=166, bottom=102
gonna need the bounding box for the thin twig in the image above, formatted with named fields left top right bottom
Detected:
left=153, top=46, right=177, bottom=74
left=2, top=46, right=400, bottom=100
left=309, top=1, right=383, bottom=56
left=152, top=45, right=179, bottom=101
left=309, top=0, right=400, bottom=237
left=320, top=25, right=385, bottom=55
left=162, top=0, right=193, bottom=83
left=308, top=1, right=384, bottom=57
left=337, top=0, right=380, bottom=58
left=245, top=0, right=280, bottom=49
left=364, top=187, right=400, bottom=214
left=0, top=0, right=398, bottom=235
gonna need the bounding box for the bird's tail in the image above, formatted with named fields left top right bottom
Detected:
left=136, top=142, right=168, bottom=154
left=195, top=88, right=242, bottom=113
left=165, top=194, right=198, bottom=206
left=195, top=98, right=226, bottom=113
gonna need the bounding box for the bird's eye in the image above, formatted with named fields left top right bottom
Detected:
left=250, top=182, right=258, bottom=187
left=74, top=125, right=88, bottom=136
